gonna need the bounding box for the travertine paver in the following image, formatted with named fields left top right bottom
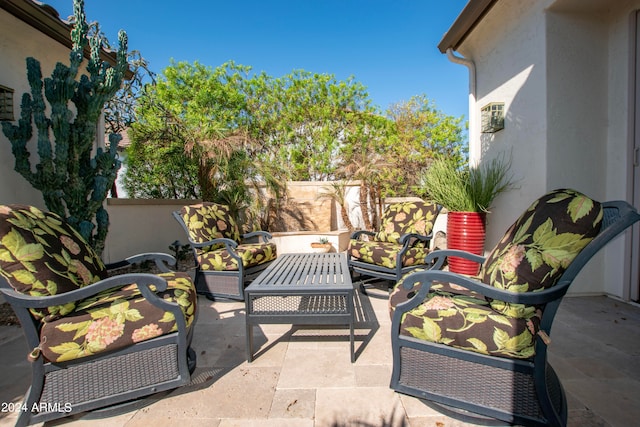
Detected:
left=0, top=293, right=639, bottom=426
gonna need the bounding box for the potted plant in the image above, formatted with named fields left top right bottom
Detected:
left=310, top=237, right=333, bottom=253
left=422, top=154, right=514, bottom=274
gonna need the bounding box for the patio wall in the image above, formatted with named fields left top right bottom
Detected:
left=103, top=181, right=365, bottom=264
left=103, top=198, right=191, bottom=264
left=102, top=186, right=447, bottom=264
left=267, top=181, right=361, bottom=232
left=103, top=198, right=356, bottom=264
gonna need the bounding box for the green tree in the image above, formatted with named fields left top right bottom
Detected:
left=245, top=70, right=375, bottom=181
left=124, top=61, right=466, bottom=233
left=337, top=110, right=393, bottom=230
left=124, top=127, right=199, bottom=199
left=127, top=61, right=248, bottom=199
left=1, top=0, right=128, bottom=254
left=316, top=181, right=355, bottom=231
left=126, top=61, right=286, bottom=226
left=381, top=95, right=466, bottom=197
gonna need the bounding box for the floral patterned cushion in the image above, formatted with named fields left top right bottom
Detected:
left=480, top=189, right=603, bottom=318
left=198, top=242, right=277, bottom=271
left=389, top=274, right=541, bottom=359
left=348, top=240, right=428, bottom=269
left=179, top=202, right=241, bottom=251
left=39, top=271, right=197, bottom=362
left=375, top=201, right=439, bottom=244
left=388, top=189, right=603, bottom=359
left=0, top=205, right=108, bottom=319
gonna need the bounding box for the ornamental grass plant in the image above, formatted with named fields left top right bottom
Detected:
left=424, top=155, right=514, bottom=213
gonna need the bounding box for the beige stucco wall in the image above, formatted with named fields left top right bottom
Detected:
left=103, top=197, right=352, bottom=265
left=456, top=0, right=549, bottom=249
left=453, top=0, right=640, bottom=298
left=103, top=199, right=192, bottom=264
left=0, top=9, right=73, bottom=207
left=103, top=181, right=364, bottom=264
left=604, top=3, right=640, bottom=299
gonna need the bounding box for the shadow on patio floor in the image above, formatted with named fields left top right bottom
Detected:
left=0, top=293, right=639, bottom=426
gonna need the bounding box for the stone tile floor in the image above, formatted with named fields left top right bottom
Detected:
left=0, top=288, right=639, bottom=426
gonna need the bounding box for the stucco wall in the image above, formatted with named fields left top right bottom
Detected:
left=103, top=199, right=191, bottom=264
left=0, top=10, right=72, bottom=207
left=457, top=0, right=549, bottom=249
left=546, top=1, right=640, bottom=297
left=453, top=0, right=640, bottom=298
left=604, top=3, right=640, bottom=299
left=545, top=8, right=610, bottom=295
left=546, top=13, right=608, bottom=194
left=103, top=182, right=366, bottom=264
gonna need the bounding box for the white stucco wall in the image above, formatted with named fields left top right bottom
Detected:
left=546, top=0, right=640, bottom=297
left=0, top=10, right=76, bottom=207
left=452, top=0, right=640, bottom=298
left=457, top=0, right=549, bottom=249
left=544, top=8, right=610, bottom=295
left=604, top=4, right=640, bottom=299
left=602, top=3, right=640, bottom=299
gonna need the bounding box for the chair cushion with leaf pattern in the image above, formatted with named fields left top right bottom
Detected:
left=348, top=240, right=428, bottom=269
left=375, top=201, right=439, bottom=244
left=389, top=274, right=541, bottom=359
left=388, top=189, right=603, bottom=359
left=179, top=202, right=241, bottom=251
left=480, top=189, right=603, bottom=318
left=0, top=205, right=108, bottom=319
left=198, top=242, right=277, bottom=271
left=39, top=271, right=197, bottom=362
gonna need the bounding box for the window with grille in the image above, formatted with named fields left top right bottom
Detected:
left=0, top=86, right=15, bottom=121
left=481, top=102, right=505, bottom=133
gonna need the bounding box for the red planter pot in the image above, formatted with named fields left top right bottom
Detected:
left=446, top=211, right=486, bottom=276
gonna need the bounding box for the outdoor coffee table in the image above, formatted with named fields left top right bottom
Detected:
left=244, top=252, right=355, bottom=362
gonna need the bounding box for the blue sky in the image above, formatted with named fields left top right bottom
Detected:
left=45, top=0, right=470, bottom=120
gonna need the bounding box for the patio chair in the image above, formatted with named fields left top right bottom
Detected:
left=0, top=204, right=198, bottom=427
left=389, top=189, right=640, bottom=426
left=173, top=202, right=277, bottom=300
left=347, top=200, right=441, bottom=288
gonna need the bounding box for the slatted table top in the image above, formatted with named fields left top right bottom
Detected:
left=246, top=252, right=353, bottom=293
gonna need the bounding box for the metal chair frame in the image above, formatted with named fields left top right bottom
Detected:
left=390, top=200, right=640, bottom=426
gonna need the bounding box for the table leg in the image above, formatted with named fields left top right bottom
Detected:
left=350, top=320, right=355, bottom=363
left=349, top=289, right=355, bottom=363
left=246, top=322, right=253, bottom=362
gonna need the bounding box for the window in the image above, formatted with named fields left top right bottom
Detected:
left=0, top=85, right=15, bottom=121
left=481, top=102, right=505, bottom=133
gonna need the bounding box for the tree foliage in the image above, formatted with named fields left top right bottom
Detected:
left=126, top=61, right=287, bottom=224
left=380, top=94, right=466, bottom=197
left=245, top=70, right=376, bottom=181
left=125, top=61, right=467, bottom=230
left=104, top=49, right=154, bottom=135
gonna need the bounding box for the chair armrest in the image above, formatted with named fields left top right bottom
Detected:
left=242, top=230, right=272, bottom=243
left=394, top=269, right=569, bottom=317
left=0, top=273, right=170, bottom=309
left=0, top=273, right=190, bottom=360
left=394, top=233, right=434, bottom=269
left=351, top=230, right=376, bottom=240
left=106, top=253, right=177, bottom=273
left=189, top=237, right=242, bottom=264
left=190, top=237, right=238, bottom=251
left=424, top=249, right=486, bottom=270
left=398, top=232, right=433, bottom=245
